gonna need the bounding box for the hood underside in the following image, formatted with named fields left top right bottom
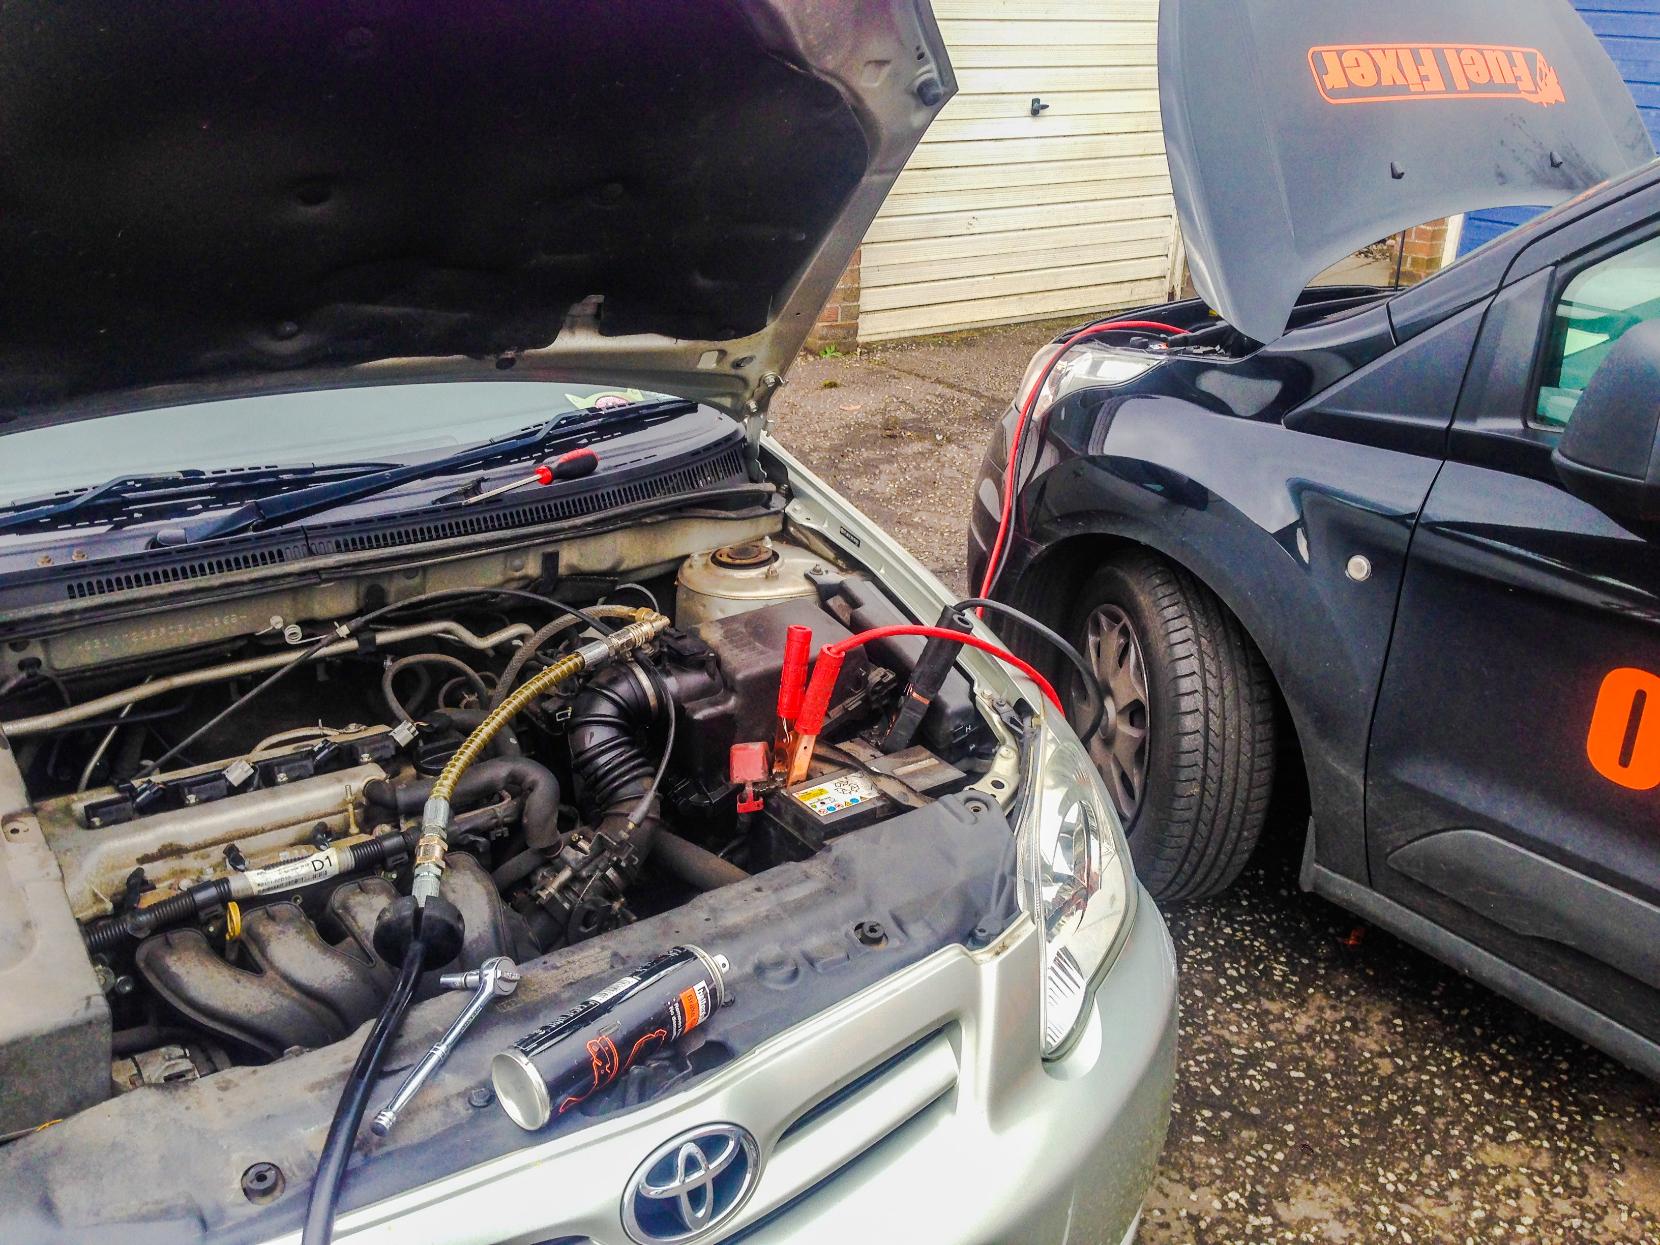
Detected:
left=1160, top=0, right=1655, bottom=344
left=0, top=0, right=952, bottom=432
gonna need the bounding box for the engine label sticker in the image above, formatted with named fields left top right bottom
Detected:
left=245, top=849, right=340, bottom=895
left=1309, top=44, right=1565, bottom=108
left=794, top=772, right=880, bottom=817
left=1588, top=667, right=1660, bottom=791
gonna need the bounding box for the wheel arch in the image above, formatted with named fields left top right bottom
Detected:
left=1004, top=526, right=1313, bottom=858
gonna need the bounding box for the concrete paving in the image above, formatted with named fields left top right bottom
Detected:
left=769, top=320, right=1660, bottom=1244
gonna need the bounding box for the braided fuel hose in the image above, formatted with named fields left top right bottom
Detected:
left=409, top=609, right=670, bottom=906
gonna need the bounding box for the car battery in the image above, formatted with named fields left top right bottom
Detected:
left=752, top=746, right=967, bottom=865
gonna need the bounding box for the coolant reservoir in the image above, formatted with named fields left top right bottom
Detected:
left=675, top=538, right=822, bottom=626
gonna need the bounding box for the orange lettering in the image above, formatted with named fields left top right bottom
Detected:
left=1461, top=49, right=1490, bottom=85
left=1587, top=668, right=1660, bottom=791
left=1401, top=49, right=1425, bottom=92
left=1342, top=49, right=1378, bottom=88
left=1485, top=50, right=1515, bottom=85
left=1318, top=50, right=1349, bottom=91
left=1510, top=50, right=1537, bottom=94
left=1373, top=48, right=1409, bottom=87
left=1415, top=48, right=1446, bottom=93
left=1445, top=47, right=1469, bottom=92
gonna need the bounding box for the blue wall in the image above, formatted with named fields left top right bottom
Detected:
left=1457, top=0, right=1660, bottom=256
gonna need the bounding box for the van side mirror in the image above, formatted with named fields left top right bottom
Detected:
left=1552, top=318, right=1660, bottom=523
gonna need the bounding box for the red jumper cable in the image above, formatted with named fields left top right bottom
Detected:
left=784, top=625, right=1064, bottom=784
left=774, top=624, right=814, bottom=779
left=977, top=319, right=1182, bottom=601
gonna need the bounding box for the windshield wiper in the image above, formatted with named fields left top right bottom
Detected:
left=170, top=397, right=697, bottom=546
left=0, top=463, right=398, bottom=536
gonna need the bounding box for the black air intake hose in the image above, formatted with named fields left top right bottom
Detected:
left=567, top=664, right=664, bottom=856
left=365, top=757, right=561, bottom=851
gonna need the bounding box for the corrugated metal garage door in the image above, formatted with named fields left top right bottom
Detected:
left=859, top=0, right=1177, bottom=341
left=1458, top=0, right=1660, bottom=256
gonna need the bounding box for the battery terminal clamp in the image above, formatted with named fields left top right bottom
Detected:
left=780, top=620, right=1062, bottom=784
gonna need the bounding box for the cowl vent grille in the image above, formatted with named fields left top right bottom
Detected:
left=310, top=446, right=746, bottom=556
left=27, top=433, right=749, bottom=609
left=66, top=547, right=293, bottom=600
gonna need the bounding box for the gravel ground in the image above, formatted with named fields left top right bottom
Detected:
left=769, top=321, right=1660, bottom=1244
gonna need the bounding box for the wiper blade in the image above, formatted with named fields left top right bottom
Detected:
left=171, top=397, right=697, bottom=546
left=0, top=463, right=397, bottom=536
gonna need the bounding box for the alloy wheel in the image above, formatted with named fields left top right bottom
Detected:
left=1077, top=604, right=1151, bottom=823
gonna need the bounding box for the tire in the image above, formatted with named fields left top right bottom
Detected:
left=1067, top=551, right=1275, bottom=902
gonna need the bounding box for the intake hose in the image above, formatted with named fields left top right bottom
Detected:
left=365, top=758, right=560, bottom=851
left=409, top=610, right=669, bottom=906
left=567, top=663, right=665, bottom=856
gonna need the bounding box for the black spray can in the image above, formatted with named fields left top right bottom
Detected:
left=491, top=944, right=729, bottom=1130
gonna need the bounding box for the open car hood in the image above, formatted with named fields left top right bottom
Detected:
left=0, top=1, right=954, bottom=435
left=1159, top=0, right=1655, bottom=345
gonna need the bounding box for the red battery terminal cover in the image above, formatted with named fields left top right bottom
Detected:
left=729, top=742, right=770, bottom=813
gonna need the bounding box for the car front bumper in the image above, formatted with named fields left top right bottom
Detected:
left=301, top=894, right=1176, bottom=1245
left=732, top=890, right=1177, bottom=1245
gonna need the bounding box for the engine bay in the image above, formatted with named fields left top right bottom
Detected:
left=0, top=534, right=999, bottom=1138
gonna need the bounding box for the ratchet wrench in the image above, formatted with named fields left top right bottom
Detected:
left=371, top=956, right=520, bottom=1136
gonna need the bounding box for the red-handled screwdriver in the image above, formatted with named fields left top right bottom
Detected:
left=463, top=448, right=599, bottom=505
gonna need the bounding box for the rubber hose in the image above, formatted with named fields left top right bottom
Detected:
left=567, top=663, right=664, bottom=854
left=492, top=847, right=547, bottom=891
left=381, top=654, right=490, bottom=724
left=301, top=935, right=425, bottom=1245
left=652, top=829, right=750, bottom=891
left=488, top=605, right=644, bottom=711
left=366, top=758, right=561, bottom=851
left=427, top=708, right=521, bottom=758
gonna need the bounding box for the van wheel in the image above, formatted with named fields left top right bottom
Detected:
left=1068, top=552, right=1275, bottom=902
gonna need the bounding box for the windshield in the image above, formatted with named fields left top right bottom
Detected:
left=0, top=381, right=672, bottom=506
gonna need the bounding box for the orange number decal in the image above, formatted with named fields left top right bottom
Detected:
left=1588, top=668, right=1660, bottom=791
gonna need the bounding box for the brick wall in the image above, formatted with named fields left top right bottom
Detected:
left=804, top=247, right=861, bottom=352
left=1397, top=220, right=1451, bottom=285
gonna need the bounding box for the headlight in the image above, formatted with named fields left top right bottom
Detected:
left=1019, top=340, right=1160, bottom=419
left=1016, top=710, right=1133, bottom=1055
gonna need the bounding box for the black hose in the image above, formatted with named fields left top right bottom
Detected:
left=567, top=664, right=665, bottom=855
left=136, top=633, right=338, bottom=778
left=301, top=933, right=426, bottom=1245
left=425, top=708, right=522, bottom=758
left=625, top=662, right=676, bottom=835
left=365, top=758, right=561, bottom=851
left=489, top=616, right=575, bottom=711
left=954, top=597, right=1104, bottom=742
left=487, top=605, right=640, bottom=711
left=492, top=847, right=548, bottom=891
left=381, top=654, right=490, bottom=724
left=653, top=830, right=749, bottom=891
left=136, top=589, right=611, bottom=780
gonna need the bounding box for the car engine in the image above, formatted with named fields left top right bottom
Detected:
left=0, top=536, right=991, bottom=1137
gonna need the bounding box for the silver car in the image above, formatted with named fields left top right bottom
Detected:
left=0, top=2, right=1175, bottom=1242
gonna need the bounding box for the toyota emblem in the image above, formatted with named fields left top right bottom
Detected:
left=622, top=1123, right=761, bottom=1243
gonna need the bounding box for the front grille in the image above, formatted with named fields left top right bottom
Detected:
left=725, top=1027, right=957, bottom=1241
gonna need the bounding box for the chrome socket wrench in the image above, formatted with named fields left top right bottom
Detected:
left=371, top=956, right=520, bottom=1136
